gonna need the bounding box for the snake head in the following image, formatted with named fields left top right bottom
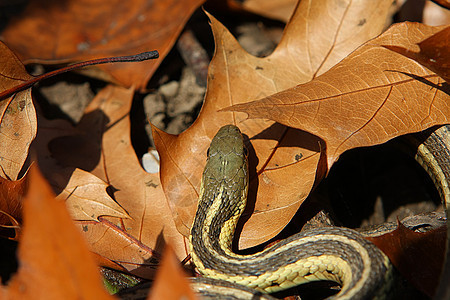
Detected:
left=205, top=125, right=248, bottom=185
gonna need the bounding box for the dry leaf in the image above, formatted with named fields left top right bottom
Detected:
left=39, top=85, right=184, bottom=278
left=0, top=42, right=36, bottom=180
left=367, top=223, right=446, bottom=297
left=155, top=0, right=395, bottom=248
left=423, top=0, right=450, bottom=26
left=0, top=165, right=113, bottom=300
left=76, top=219, right=160, bottom=279
left=32, top=111, right=162, bottom=278
left=228, top=0, right=298, bottom=22
left=226, top=23, right=449, bottom=175
left=1, top=0, right=205, bottom=89
left=383, top=26, right=450, bottom=82
left=0, top=172, right=27, bottom=231
left=30, top=111, right=130, bottom=222
left=147, top=246, right=197, bottom=300
left=55, top=168, right=129, bottom=221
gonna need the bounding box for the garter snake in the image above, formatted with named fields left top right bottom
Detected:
left=189, top=125, right=449, bottom=299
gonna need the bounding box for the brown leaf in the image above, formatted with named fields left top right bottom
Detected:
left=1, top=0, right=205, bottom=90
left=0, top=165, right=113, bottom=300
left=76, top=219, right=160, bottom=279
left=366, top=223, right=446, bottom=297
left=228, top=0, right=298, bottom=22
left=30, top=113, right=130, bottom=222
left=226, top=23, right=449, bottom=174
left=39, top=85, right=185, bottom=277
left=383, top=26, right=450, bottom=82
left=147, top=245, right=197, bottom=300
left=0, top=42, right=36, bottom=180
left=0, top=172, right=27, bottom=231
left=431, top=0, right=450, bottom=9
left=55, top=168, right=130, bottom=221
left=32, top=117, right=156, bottom=276
left=423, top=0, right=450, bottom=25
left=155, top=0, right=394, bottom=248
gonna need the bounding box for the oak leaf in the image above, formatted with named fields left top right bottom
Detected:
left=383, top=26, right=450, bottom=82
left=1, top=0, right=205, bottom=90
left=0, top=165, right=113, bottom=300
left=226, top=22, right=449, bottom=176
left=367, top=223, right=446, bottom=297
left=0, top=42, right=36, bottom=181
left=39, top=85, right=184, bottom=278
left=31, top=115, right=130, bottom=223
left=228, top=0, right=298, bottom=22
left=154, top=0, right=395, bottom=248
left=147, top=246, right=198, bottom=300
left=55, top=168, right=129, bottom=221
left=0, top=173, right=27, bottom=232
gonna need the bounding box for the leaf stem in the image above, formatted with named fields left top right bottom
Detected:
left=0, top=50, right=159, bottom=100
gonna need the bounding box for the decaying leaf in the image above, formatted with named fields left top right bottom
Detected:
left=154, top=0, right=395, bottom=248
left=0, top=165, right=113, bottom=300
left=0, top=42, right=36, bottom=181
left=77, top=219, right=160, bottom=280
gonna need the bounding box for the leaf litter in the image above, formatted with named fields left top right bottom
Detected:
left=0, top=0, right=448, bottom=298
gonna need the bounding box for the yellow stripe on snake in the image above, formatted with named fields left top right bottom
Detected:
left=189, top=125, right=449, bottom=299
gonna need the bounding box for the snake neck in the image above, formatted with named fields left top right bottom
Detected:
left=190, top=171, right=248, bottom=258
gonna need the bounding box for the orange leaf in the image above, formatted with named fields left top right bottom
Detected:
left=0, top=42, right=36, bottom=180
left=1, top=165, right=113, bottom=299
left=228, top=0, right=298, bottom=22
left=1, top=0, right=205, bottom=90
left=148, top=246, right=197, bottom=300
left=54, top=168, right=130, bottom=221
left=0, top=173, right=27, bottom=233
left=225, top=23, right=449, bottom=174
left=155, top=0, right=395, bottom=249
left=366, top=223, right=446, bottom=297
left=383, top=26, right=450, bottom=82
left=76, top=219, right=160, bottom=279
left=35, top=85, right=184, bottom=278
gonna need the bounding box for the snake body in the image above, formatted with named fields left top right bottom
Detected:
left=189, top=125, right=449, bottom=299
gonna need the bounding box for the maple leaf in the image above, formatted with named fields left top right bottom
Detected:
left=154, top=0, right=395, bottom=248
left=1, top=0, right=205, bottom=90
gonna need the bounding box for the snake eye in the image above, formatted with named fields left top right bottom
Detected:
left=206, top=147, right=210, bottom=157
